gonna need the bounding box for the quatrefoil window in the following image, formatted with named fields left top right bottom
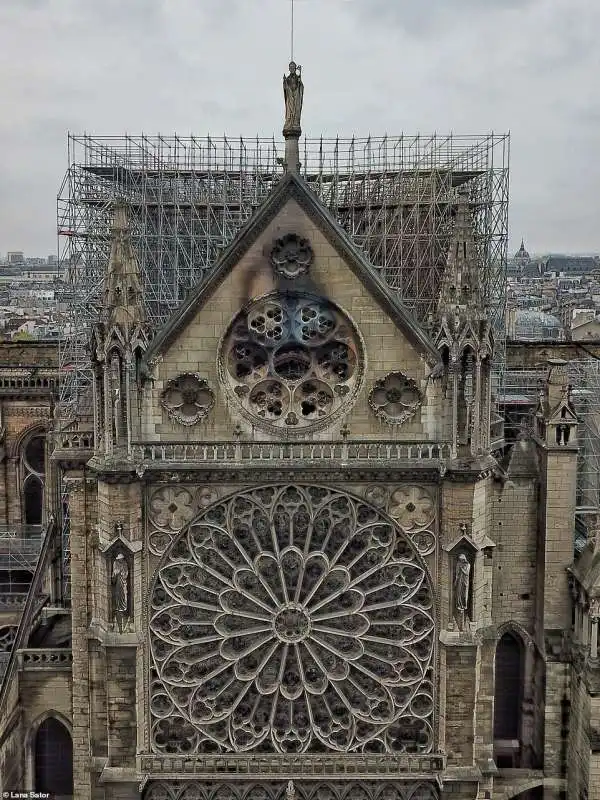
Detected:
left=270, top=233, right=313, bottom=279
left=369, top=372, right=422, bottom=425
left=161, top=374, right=214, bottom=426
left=220, top=292, right=363, bottom=434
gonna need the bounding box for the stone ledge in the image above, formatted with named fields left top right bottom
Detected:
left=136, top=753, right=446, bottom=779
left=87, top=624, right=142, bottom=647
left=439, top=628, right=481, bottom=647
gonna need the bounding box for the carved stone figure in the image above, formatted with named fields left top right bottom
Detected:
left=283, top=62, right=304, bottom=133
left=112, top=553, right=130, bottom=633
left=286, top=781, right=296, bottom=800
left=453, top=553, right=471, bottom=630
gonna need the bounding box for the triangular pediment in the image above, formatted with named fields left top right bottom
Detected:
left=547, top=397, right=577, bottom=425
left=144, top=173, right=439, bottom=367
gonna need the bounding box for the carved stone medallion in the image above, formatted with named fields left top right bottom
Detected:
left=161, top=374, right=214, bottom=426
left=369, top=372, right=422, bottom=426
left=270, top=233, right=313, bottom=279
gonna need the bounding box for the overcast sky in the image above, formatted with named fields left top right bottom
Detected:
left=0, top=0, right=598, bottom=256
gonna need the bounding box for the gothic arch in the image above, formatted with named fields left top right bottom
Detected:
left=496, top=778, right=544, bottom=800
left=10, top=424, right=47, bottom=528
left=148, top=483, right=437, bottom=755
left=8, top=421, right=47, bottom=460
left=495, top=621, right=537, bottom=653
left=494, top=629, right=527, bottom=768
left=25, top=710, right=73, bottom=793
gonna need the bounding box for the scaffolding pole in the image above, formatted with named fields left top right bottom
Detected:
left=57, top=132, right=509, bottom=419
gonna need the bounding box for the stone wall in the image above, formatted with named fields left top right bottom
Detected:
left=141, top=198, right=437, bottom=444
left=106, top=649, right=137, bottom=766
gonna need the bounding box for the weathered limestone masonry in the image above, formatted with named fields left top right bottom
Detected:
left=532, top=367, right=579, bottom=797
left=66, top=468, right=96, bottom=800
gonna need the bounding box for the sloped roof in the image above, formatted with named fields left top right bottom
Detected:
left=144, top=172, right=440, bottom=365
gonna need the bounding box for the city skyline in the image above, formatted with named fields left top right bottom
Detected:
left=0, top=0, right=598, bottom=255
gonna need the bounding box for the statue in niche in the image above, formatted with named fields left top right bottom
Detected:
left=113, top=385, right=122, bottom=443
left=453, top=553, right=471, bottom=631
left=111, top=552, right=130, bottom=633
left=286, top=781, right=296, bottom=800
left=283, top=61, right=304, bottom=133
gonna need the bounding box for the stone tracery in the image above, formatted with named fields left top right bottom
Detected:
left=149, top=485, right=435, bottom=755
left=143, top=781, right=440, bottom=800
left=220, top=293, right=363, bottom=433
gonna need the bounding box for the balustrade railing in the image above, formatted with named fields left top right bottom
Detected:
left=17, top=648, right=72, bottom=670
left=138, top=752, right=446, bottom=777
left=132, top=440, right=452, bottom=465
left=0, top=592, right=28, bottom=609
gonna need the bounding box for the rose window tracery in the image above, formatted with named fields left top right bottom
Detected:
left=149, top=485, right=435, bottom=755
left=220, top=293, right=363, bottom=433
left=369, top=372, right=422, bottom=426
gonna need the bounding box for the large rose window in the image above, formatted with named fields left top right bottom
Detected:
left=149, top=485, right=435, bottom=755
left=219, top=293, right=363, bottom=433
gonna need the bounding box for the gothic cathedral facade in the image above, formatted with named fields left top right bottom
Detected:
left=1, top=136, right=599, bottom=800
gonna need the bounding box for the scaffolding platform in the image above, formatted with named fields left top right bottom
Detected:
left=57, top=132, right=509, bottom=416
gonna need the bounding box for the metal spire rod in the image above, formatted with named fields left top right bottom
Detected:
left=291, top=0, right=294, bottom=62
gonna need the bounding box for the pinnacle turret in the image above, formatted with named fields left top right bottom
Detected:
left=437, top=186, right=483, bottom=323
left=103, top=202, right=146, bottom=338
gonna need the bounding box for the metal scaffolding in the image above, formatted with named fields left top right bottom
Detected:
left=57, top=132, right=510, bottom=418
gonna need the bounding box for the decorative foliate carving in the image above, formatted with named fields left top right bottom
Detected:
left=364, top=485, right=389, bottom=509
left=270, top=233, right=313, bottom=279
left=195, top=486, right=219, bottom=509
left=161, top=374, right=214, bottom=426
left=144, top=781, right=440, bottom=800
left=389, top=486, right=435, bottom=532
left=369, top=372, right=422, bottom=426
left=149, top=485, right=435, bottom=755
left=220, top=292, right=363, bottom=434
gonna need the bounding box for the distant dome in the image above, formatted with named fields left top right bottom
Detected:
left=513, top=309, right=562, bottom=340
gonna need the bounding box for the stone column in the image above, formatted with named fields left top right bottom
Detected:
left=65, top=470, right=94, bottom=800
left=590, top=599, right=600, bottom=663
left=451, top=365, right=459, bottom=458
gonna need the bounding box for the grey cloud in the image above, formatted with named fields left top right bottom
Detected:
left=0, top=0, right=598, bottom=254
left=349, top=0, right=537, bottom=35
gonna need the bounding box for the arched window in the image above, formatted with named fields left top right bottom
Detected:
left=494, top=631, right=524, bottom=767
left=34, top=717, right=73, bottom=797
left=21, top=432, right=45, bottom=528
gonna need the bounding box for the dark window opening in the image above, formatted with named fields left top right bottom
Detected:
left=494, top=632, right=524, bottom=768
left=24, top=475, right=43, bottom=526
left=34, top=718, right=73, bottom=797
left=24, top=435, right=45, bottom=475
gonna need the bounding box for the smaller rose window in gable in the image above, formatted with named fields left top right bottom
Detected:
left=270, top=233, right=313, bottom=279
left=160, top=374, right=214, bottom=426
left=369, top=371, right=422, bottom=425
left=220, top=292, right=363, bottom=434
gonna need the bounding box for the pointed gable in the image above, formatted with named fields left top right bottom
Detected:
left=434, top=185, right=492, bottom=358
left=93, top=202, right=150, bottom=360
left=144, top=173, right=439, bottom=367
